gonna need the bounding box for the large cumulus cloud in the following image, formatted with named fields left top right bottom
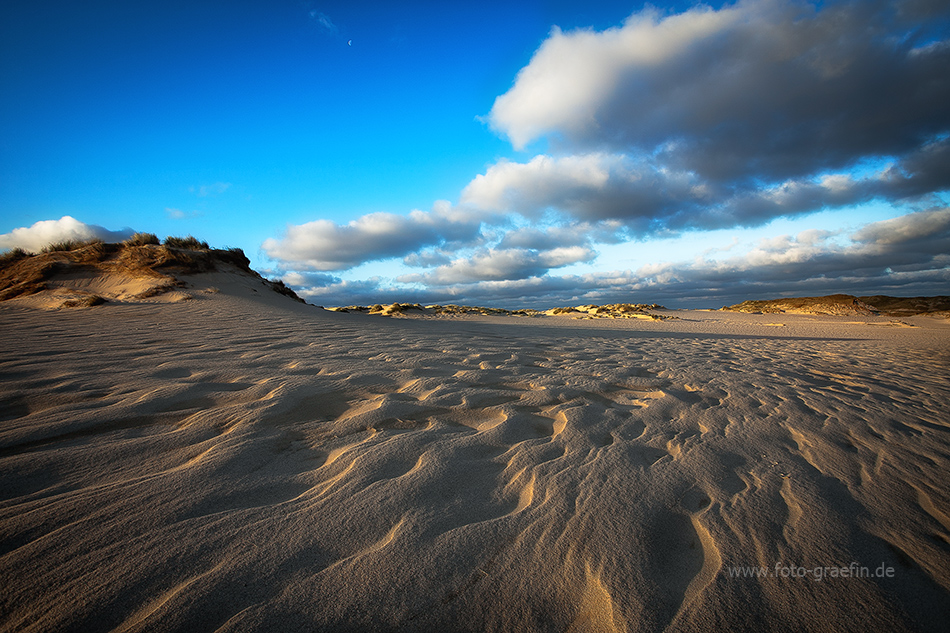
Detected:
left=489, top=0, right=950, bottom=180
left=478, top=0, right=950, bottom=232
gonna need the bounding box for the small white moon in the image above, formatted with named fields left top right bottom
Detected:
left=347, top=40, right=352, bottom=46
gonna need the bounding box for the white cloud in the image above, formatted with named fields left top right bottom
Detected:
left=851, top=206, right=950, bottom=246
left=398, top=245, right=597, bottom=285
left=460, top=153, right=708, bottom=223
left=488, top=0, right=950, bottom=186
left=489, top=5, right=743, bottom=150
left=462, top=154, right=612, bottom=212
left=261, top=201, right=488, bottom=270
left=496, top=224, right=600, bottom=250
left=280, top=271, right=341, bottom=288
left=457, top=138, right=950, bottom=234
left=0, top=216, right=133, bottom=253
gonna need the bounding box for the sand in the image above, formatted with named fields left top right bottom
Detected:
left=1, top=272, right=949, bottom=632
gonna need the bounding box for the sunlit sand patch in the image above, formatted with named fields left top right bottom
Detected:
left=566, top=564, right=624, bottom=633
left=677, top=512, right=722, bottom=618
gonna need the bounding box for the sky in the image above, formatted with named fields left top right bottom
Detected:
left=1, top=0, right=949, bottom=308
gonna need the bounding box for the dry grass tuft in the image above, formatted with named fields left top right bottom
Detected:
left=0, top=248, right=32, bottom=267
left=41, top=238, right=103, bottom=253
left=123, top=232, right=160, bottom=247
left=163, top=236, right=209, bottom=250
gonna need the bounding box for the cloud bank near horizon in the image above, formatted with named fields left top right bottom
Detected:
left=274, top=207, right=950, bottom=307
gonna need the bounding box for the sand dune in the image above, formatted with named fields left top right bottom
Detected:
left=1, top=270, right=949, bottom=631
left=723, top=293, right=950, bottom=317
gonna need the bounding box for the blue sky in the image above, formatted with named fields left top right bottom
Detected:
left=2, top=0, right=948, bottom=307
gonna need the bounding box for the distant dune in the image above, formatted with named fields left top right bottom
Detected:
left=723, top=294, right=950, bottom=317
left=329, top=303, right=673, bottom=320
left=2, top=242, right=949, bottom=631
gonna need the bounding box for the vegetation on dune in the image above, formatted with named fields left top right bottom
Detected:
left=856, top=295, right=950, bottom=316
left=0, top=248, right=31, bottom=267
left=124, top=232, right=161, bottom=246
left=221, top=247, right=252, bottom=270
left=268, top=278, right=305, bottom=302
left=163, top=235, right=209, bottom=250
left=41, top=238, right=103, bottom=253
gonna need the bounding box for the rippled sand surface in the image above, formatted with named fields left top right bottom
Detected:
left=2, top=276, right=948, bottom=632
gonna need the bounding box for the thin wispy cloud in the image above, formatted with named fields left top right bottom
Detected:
left=189, top=182, right=232, bottom=198
left=397, top=245, right=597, bottom=285
left=304, top=3, right=339, bottom=36
left=165, top=208, right=202, bottom=220
left=310, top=11, right=337, bottom=33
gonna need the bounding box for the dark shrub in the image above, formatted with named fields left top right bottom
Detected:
left=218, top=246, right=251, bottom=270
left=268, top=278, right=305, bottom=303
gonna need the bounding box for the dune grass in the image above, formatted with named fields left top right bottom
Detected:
left=41, top=238, right=103, bottom=253
left=163, top=236, right=209, bottom=250
left=123, top=232, right=160, bottom=247
left=0, top=248, right=31, bottom=267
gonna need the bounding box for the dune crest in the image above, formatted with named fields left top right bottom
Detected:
left=0, top=239, right=302, bottom=309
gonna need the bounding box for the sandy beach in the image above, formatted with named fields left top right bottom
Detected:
left=2, top=269, right=949, bottom=632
